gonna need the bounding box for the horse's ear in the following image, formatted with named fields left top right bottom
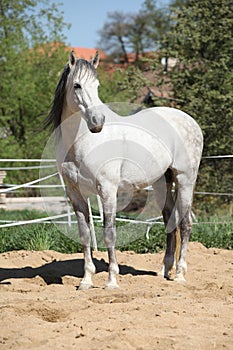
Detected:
left=69, top=51, right=76, bottom=68
left=90, top=51, right=100, bottom=68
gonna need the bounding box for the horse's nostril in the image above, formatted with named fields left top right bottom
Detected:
left=92, top=116, right=97, bottom=125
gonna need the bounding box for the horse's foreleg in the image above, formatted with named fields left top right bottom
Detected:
left=72, top=196, right=96, bottom=290
left=61, top=164, right=96, bottom=289
left=102, top=191, right=119, bottom=289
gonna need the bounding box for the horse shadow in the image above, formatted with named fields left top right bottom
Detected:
left=0, top=256, right=157, bottom=286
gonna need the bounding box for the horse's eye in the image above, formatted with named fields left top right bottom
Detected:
left=74, top=83, right=82, bottom=89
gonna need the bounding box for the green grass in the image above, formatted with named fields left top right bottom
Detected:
left=0, top=209, right=232, bottom=254
left=191, top=219, right=233, bottom=250
left=0, top=210, right=82, bottom=254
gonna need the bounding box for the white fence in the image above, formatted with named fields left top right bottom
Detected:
left=0, top=157, right=232, bottom=250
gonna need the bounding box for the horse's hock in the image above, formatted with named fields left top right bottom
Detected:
left=0, top=171, right=6, bottom=209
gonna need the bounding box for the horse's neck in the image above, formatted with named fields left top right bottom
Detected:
left=61, top=101, right=79, bottom=124
left=60, top=103, right=86, bottom=155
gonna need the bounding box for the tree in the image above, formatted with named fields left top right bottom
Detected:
left=166, top=0, right=233, bottom=204
left=97, top=1, right=170, bottom=63
left=0, top=0, right=69, bottom=188
left=138, top=0, right=171, bottom=50
left=97, top=11, right=130, bottom=63
left=167, top=0, right=232, bottom=151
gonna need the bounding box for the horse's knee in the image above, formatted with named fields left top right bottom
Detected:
left=104, top=227, right=116, bottom=248
left=103, top=211, right=116, bottom=247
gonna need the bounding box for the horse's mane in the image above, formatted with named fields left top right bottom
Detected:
left=44, top=59, right=97, bottom=132
left=44, top=63, right=70, bottom=131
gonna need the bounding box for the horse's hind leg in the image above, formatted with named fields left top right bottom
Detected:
left=154, top=169, right=178, bottom=279
left=174, top=209, right=192, bottom=282
left=174, top=174, right=194, bottom=282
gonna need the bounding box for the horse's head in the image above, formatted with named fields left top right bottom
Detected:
left=66, top=51, right=105, bottom=133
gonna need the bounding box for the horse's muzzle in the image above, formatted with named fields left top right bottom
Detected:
left=89, top=125, right=104, bottom=133
left=87, top=113, right=105, bottom=133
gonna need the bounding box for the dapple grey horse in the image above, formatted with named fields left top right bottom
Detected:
left=45, top=51, right=203, bottom=289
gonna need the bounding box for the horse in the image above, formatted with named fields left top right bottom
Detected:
left=44, top=51, right=203, bottom=290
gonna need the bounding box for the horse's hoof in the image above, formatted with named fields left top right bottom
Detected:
left=105, top=282, right=119, bottom=290
left=158, top=266, right=165, bottom=277
left=78, top=282, right=94, bottom=290
left=159, top=266, right=173, bottom=280
left=164, top=275, right=172, bottom=281
left=174, top=273, right=186, bottom=283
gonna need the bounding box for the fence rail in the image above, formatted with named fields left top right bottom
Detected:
left=0, top=156, right=232, bottom=251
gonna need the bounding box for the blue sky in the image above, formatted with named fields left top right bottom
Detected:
left=56, top=0, right=170, bottom=48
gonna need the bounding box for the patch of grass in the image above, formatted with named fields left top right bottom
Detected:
left=0, top=210, right=82, bottom=254
left=24, top=226, right=56, bottom=251
left=191, top=218, right=233, bottom=250
left=0, top=210, right=232, bottom=254
left=118, top=220, right=233, bottom=253
left=119, top=224, right=166, bottom=253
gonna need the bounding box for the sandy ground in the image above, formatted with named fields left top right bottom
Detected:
left=0, top=242, right=232, bottom=350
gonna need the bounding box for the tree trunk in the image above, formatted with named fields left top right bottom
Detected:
left=118, top=36, right=128, bottom=63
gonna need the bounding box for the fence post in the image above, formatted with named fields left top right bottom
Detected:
left=0, top=171, right=6, bottom=209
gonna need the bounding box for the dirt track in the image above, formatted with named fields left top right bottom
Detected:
left=0, top=242, right=232, bottom=349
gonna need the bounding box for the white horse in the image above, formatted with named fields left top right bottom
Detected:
left=45, top=51, right=203, bottom=289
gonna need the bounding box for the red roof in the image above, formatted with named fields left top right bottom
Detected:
left=31, top=43, right=107, bottom=63
left=68, top=47, right=107, bottom=61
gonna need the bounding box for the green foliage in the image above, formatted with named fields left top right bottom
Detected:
left=0, top=0, right=69, bottom=189
left=98, top=64, right=151, bottom=104
left=167, top=0, right=233, bottom=147
left=165, top=0, right=233, bottom=200
left=98, top=68, right=130, bottom=103
left=25, top=226, right=56, bottom=251
left=121, top=224, right=166, bottom=253
left=191, top=220, right=233, bottom=250
left=0, top=210, right=232, bottom=254
left=0, top=210, right=82, bottom=253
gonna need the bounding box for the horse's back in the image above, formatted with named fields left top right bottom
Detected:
left=134, top=107, right=202, bottom=139
left=131, top=107, right=203, bottom=175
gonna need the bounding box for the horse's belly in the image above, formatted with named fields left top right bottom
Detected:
left=119, top=152, right=170, bottom=189
left=92, top=141, right=172, bottom=190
